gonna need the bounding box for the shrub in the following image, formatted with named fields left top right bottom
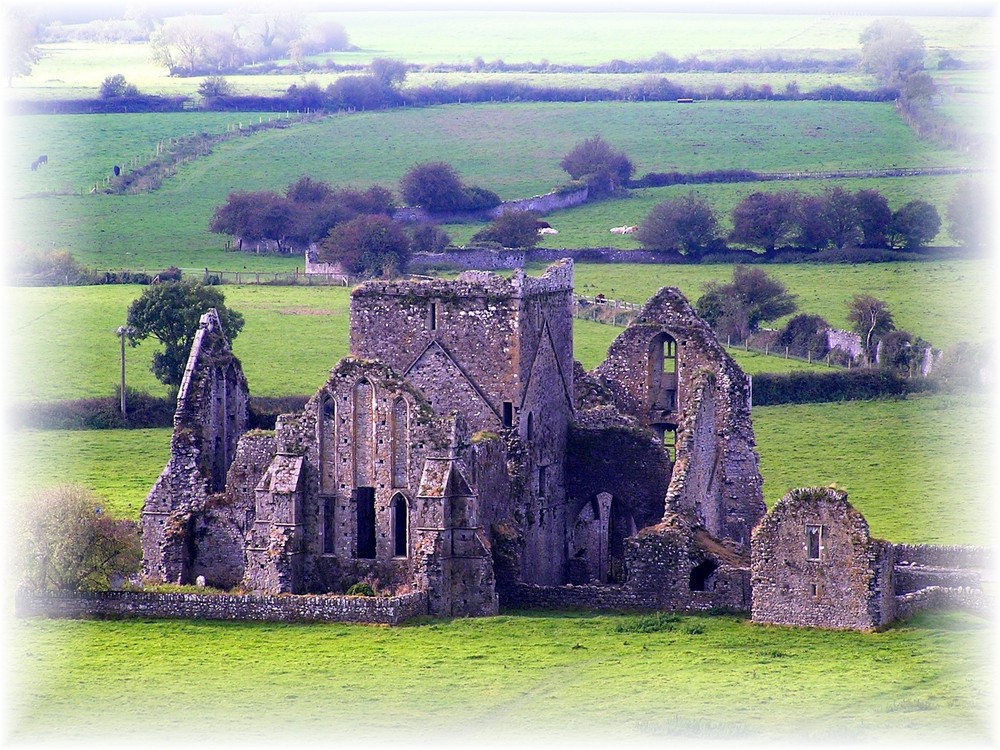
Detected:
left=16, top=485, right=141, bottom=591
left=471, top=210, right=541, bottom=248
left=750, top=369, right=921, bottom=406
left=317, top=214, right=411, bottom=278
left=99, top=73, right=139, bottom=98
left=776, top=314, right=830, bottom=359
left=635, top=193, right=720, bottom=256
left=346, top=582, right=376, bottom=596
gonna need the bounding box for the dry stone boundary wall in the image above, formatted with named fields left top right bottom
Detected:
left=15, top=589, right=429, bottom=625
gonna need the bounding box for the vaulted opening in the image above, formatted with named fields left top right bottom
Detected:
left=647, top=332, right=678, bottom=416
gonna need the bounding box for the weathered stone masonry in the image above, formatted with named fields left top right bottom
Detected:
left=130, top=260, right=989, bottom=630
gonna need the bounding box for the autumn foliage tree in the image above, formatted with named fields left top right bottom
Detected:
left=17, top=485, right=141, bottom=592
left=317, top=214, right=411, bottom=278
left=635, top=193, right=720, bottom=256
left=696, top=266, right=798, bottom=342
left=729, top=191, right=800, bottom=252
left=559, top=135, right=635, bottom=195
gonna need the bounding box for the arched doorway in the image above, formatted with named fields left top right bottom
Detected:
left=570, top=493, right=638, bottom=584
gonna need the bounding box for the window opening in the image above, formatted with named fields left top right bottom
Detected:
left=689, top=559, right=719, bottom=591
left=526, top=411, right=534, bottom=440
left=356, top=487, right=376, bottom=559
left=323, top=498, right=336, bottom=554
left=806, top=525, right=823, bottom=560
left=391, top=495, right=408, bottom=557
left=502, top=401, right=514, bottom=428
left=429, top=302, right=438, bottom=331
left=538, top=465, right=547, bottom=498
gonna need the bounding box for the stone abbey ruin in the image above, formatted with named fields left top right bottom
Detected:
left=140, top=260, right=987, bottom=630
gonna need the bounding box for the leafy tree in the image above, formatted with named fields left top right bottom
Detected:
left=559, top=135, right=634, bottom=195
left=776, top=314, right=830, bottom=359
left=696, top=266, right=798, bottom=342
left=99, top=74, right=139, bottom=98
left=408, top=223, right=451, bottom=253
left=317, top=214, right=411, bottom=278
left=286, top=175, right=334, bottom=204
left=3, top=6, right=41, bottom=86
left=819, top=187, right=862, bottom=249
left=371, top=57, right=407, bottom=88
left=853, top=189, right=892, bottom=247
left=729, top=191, right=799, bottom=253
left=859, top=18, right=925, bottom=85
left=471, top=211, right=542, bottom=248
left=878, top=329, right=918, bottom=374
left=888, top=200, right=940, bottom=249
left=17, top=485, right=141, bottom=592
left=847, top=294, right=894, bottom=365
left=126, top=280, right=245, bottom=387
left=635, top=193, right=719, bottom=256
left=399, top=162, right=499, bottom=213
left=285, top=81, right=325, bottom=110
left=794, top=194, right=833, bottom=251
left=198, top=75, right=235, bottom=99
left=947, top=180, right=990, bottom=248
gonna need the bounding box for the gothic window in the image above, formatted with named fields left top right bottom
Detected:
left=525, top=411, right=534, bottom=440
left=353, top=380, right=374, bottom=486
left=391, top=494, right=408, bottom=557
left=319, top=395, right=336, bottom=495
left=391, top=398, right=408, bottom=489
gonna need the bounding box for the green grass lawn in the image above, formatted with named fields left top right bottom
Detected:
left=7, top=609, right=993, bottom=745
left=8, top=100, right=972, bottom=271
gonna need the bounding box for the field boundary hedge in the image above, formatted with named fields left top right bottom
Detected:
left=750, top=369, right=935, bottom=406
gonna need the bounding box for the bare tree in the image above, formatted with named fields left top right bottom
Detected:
left=847, top=294, right=894, bottom=365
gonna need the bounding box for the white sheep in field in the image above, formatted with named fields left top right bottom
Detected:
left=610, top=225, right=638, bottom=234
left=537, top=227, right=559, bottom=235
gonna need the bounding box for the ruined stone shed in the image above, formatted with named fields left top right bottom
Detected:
left=138, top=259, right=988, bottom=630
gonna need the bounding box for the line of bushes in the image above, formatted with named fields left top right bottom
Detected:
left=12, top=392, right=311, bottom=431
left=750, top=369, right=936, bottom=406
left=10, top=77, right=898, bottom=118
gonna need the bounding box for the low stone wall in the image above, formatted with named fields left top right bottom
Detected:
left=893, top=544, right=991, bottom=570
left=408, top=247, right=665, bottom=272
left=15, top=589, right=429, bottom=625
left=894, top=586, right=990, bottom=621
left=503, top=579, right=744, bottom=614
left=894, top=566, right=982, bottom=595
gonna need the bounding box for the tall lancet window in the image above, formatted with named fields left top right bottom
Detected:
left=391, top=397, right=408, bottom=488
left=319, top=395, right=336, bottom=495
left=353, top=380, right=374, bottom=486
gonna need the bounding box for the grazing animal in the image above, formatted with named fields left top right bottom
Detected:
left=113, top=165, right=121, bottom=176
left=537, top=227, right=559, bottom=235
left=31, top=154, right=49, bottom=170
left=610, top=225, right=638, bottom=234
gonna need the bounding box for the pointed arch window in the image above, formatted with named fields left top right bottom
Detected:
left=391, top=494, right=408, bottom=557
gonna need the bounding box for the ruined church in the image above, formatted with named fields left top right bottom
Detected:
left=141, top=260, right=987, bottom=628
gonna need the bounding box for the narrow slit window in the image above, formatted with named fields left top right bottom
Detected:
left=806, top=525, right=823, bottom=560
left=502, top=401, right=513, bottom=428
left=538, top=465, right=547, bottom=498
left=391, top=494, right=408, bottom=557
left=429, top=302, right=437, bottom=331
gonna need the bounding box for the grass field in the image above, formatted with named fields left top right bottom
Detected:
left=12, top=13, right=991, bottom=101
left=8, top=100, right=973, bottom=271
left=9, top=259, right=985, bottom=403
left=7, top=609, right=993, bottom=746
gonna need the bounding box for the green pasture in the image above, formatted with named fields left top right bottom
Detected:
left=9, top=259, right=985, bottom=403
left=568, top=260, right=990, bottom=349
left=8, top=609, right=992, bottom=746
left=9, top=101, right=971, bottom=271
left=448, top=173, right=976, bottom=248
left=12, top=13, right=991, bottom=103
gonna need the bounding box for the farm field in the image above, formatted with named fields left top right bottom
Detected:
left=7, top=609, right=992, bottom=746
left=8, top=259, right=984, bottom=403
left=9, top=100, right=974, bottom=271
left=12, top=13, right=991, bottom=102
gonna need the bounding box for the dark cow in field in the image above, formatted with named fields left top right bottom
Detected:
left=30, top=155, right=48, bottom=171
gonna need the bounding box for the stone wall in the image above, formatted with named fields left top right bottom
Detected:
left=407, top=247, right=667, bottom=273
left=14, top=588, right=428, bottom=625
left=893, top=544, right=991, bottom=570
left=894, top=586, right=990, bottom=620
left=751, top=487, right=896, bottom=631
left=141, top=309, right=250, bottom=586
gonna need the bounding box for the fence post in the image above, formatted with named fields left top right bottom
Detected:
left=727, top=335, right=731, bottom=347
left=785, top=346, right=789, bottom=359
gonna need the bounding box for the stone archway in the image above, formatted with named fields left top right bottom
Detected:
left=569, top=492, right=638, bottom=584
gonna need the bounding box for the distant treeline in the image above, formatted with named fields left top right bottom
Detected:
left=11, top=77, right=898, bottom=116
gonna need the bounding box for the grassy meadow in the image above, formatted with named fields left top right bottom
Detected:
left=9, top=100, right=975, bottom=271
left=7, top=609, right=993, bottom=746
left=5, top=12, right=995, bottom=746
